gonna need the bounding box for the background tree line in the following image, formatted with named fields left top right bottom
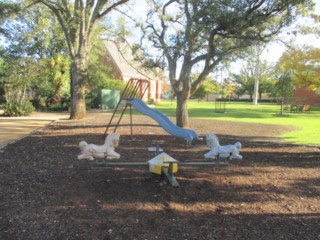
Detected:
left=0, top=0, right=319, bottom=125
left=0, top=1, right=124, bottom=116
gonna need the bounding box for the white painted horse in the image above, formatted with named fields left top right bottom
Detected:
left=77, top=133, right=120, bottom=160
left=204, top=133, right=242, bottom=160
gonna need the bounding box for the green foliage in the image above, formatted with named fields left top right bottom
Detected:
left=0, top=2, right=20, bottom=34
left=0, top=4, right=70, bottom=110
left=271, top=73, right=296, bottom=115
left=231, top=55, right=275, bottom=100
left=0, top=57, right=6, bottom=103
left=2, top=58, right=36, bottom=104
left=277, top=46, right=320, bottom=91
left=97, top=78, right=125, bottom=92
left=87, top=43, right=124, bottom=91
left=44, top=54, right=70, bottom=105
left=147, top=98, right=156, bottom=105
left=222, top=81, right=237, bottom=100
left=3, top=100, right=34, bottom=116
left=193, top=77, right=220, bottom=101
left=193, top=84, right=207, bottom=101
left=2, top=4, right=68, bottom=59
left=47, top=103, right=69, bottom=112
left=271, top=73, right=295, bottom=104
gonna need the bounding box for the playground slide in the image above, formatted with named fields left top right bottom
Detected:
left=124, top=98, right=198, bottom=141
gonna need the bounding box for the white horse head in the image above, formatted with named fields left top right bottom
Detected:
left=105, top=133, right=120, bottom=148
left=206, top=133, right=220, bottom=148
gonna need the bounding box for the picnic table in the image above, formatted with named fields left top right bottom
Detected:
left=285, top=104, right=311, bottom=113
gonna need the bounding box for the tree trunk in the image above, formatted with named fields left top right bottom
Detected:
left=176, top=92, right=189, bottom=128
left=69, top=58, right=87, bottom=119
left=253, top=45, right=262, bottom=105
left=280, top=96, right=284, bottom=115
left=253, top=71, right=260, bottom=105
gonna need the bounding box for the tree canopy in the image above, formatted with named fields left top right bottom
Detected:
left=0, top=3, right=71, bottom=111
left=0, top=2, right=20, bottom=34
left=277, top=46, right=320, bottom=91
left=138, top=0, right=314, bottom=127
left=28, top=0, right=129, bottom=119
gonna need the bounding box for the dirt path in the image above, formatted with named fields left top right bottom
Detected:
left=0, top=112, right=68, bottom=149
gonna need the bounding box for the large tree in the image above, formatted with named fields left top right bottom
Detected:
left=30, top=0, right=129, bottom=119
left=277, top=46, right=320, bottom=91
left=138, top=0, right=313, bottom=127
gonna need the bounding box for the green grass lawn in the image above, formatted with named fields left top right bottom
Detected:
left=153, top=100, right=320, bottom=146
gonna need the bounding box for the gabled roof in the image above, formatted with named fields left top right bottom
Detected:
left=102, top=40, right=160, bottom=81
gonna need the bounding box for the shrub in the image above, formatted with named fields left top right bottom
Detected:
left=3, top=100, right=34, bottom=116
left=147, top=98, right=155, bottom=105
left=48, top=103, right=69, bottom=112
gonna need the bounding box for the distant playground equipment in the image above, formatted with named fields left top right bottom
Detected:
left=104, top=78, right=198, bottom=145
left=78, top=134, right=241, bottom=187
left=215, top=100, right=226, bottom=113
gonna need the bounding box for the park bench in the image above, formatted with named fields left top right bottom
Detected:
left=290, top=104, right=311, bottom=113
left=302, top=104, right=311, bottom=113
left=284, top=104, right=311, bottom=113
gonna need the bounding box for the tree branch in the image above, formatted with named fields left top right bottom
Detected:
left=37, top=0, right=75, bottom=57
left=97, top=0, right=129, bottom=19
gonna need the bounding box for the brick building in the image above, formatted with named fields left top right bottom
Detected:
left=102, top=40, right=165, bottom=102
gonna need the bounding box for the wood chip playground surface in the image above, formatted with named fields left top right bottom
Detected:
left=1, top=113, right=319, bottom=240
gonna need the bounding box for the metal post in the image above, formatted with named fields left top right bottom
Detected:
left=130, top=104, right=133, bottom=136
left=91, top=161, right=229, bottom=169
left=91, top=162, right=149, bottom=170
left=176, top=162, right=229, bottom=167
left=162, top=164, right=179, bottom=187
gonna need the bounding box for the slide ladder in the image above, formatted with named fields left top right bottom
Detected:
left=104, top=78, right=149, bottom=137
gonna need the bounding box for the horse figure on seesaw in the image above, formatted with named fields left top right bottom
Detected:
left=77, top=133, right=121, bottom=161
left=204, top=133, right=242, bottom=161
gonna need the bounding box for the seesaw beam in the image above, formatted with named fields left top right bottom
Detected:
left=91, top=161, right=229, bottom=169
left=92, top=162, right=148, bottom=167
left=90, top=161, right=229, bottom=187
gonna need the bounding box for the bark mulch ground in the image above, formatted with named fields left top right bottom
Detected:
left=1, top=113, right=319, bottom=240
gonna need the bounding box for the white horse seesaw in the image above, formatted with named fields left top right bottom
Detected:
left=77, top=133, right=121, bottom=160
left=204, top=133, right=242, bottom=161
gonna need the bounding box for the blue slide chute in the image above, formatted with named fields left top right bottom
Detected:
left=123, top=98, right=198, bottom=141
